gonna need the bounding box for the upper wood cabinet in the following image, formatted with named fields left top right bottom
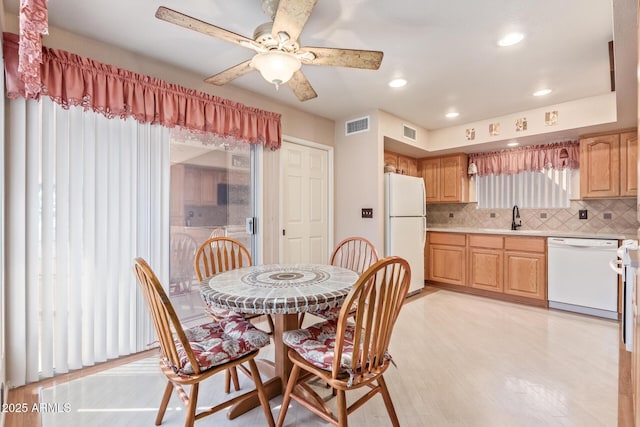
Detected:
left=183, top=167, right=203, bottom=205
left=384, top=150, right=418, bottom=177
left=200, top=169, right=220, bottom=206
left=170, top=165, right=236, bottom=225
left=383, top=151, right=399, bottom=170
left=620, top=131, right=638, bottom=197
left=580, top=130, right=637, bottom=199
left=420, top=158, right=440, bottom=203
left=418, top=153, right=468, bottom=203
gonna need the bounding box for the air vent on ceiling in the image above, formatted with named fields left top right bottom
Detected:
left=345, top=116, right=370, bottom=136
left=403, top=124, right=417, bottom=141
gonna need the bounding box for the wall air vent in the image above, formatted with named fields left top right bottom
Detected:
left=345, top=116, right=370, bottom=136
left=403, top=124, right=417, bottom=141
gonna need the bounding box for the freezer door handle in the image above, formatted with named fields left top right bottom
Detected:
left=422, top=217, right=427, bottom=247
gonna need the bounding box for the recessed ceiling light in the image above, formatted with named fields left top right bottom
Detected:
left=533, top=88, right=552, bottom=97
left=389, top=78, right=407, bottom=88
left=445, top=112, right=459, bottom=118
left=507, top=142, right=519, bottom=147
left=497, top=32, right=524, bottom=47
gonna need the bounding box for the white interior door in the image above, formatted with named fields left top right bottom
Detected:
left=281, top=141, right=329, bottom=264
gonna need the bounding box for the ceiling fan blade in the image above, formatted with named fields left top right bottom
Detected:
left=288, top=70, right=317, bottom=102
left=156, top=6, right=255, bottom=47
left=272, top=0, right=318, bottom=42
left=205, top=60, right=254, bottom=86
left=300, top=47, right=384, bottom=70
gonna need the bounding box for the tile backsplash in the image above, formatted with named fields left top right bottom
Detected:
left=427, top=198, right=639, bottom=237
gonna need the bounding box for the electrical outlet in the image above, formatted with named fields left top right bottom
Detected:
left=578, top=209, right=588, bottom=220
left=540, top=213, right=547, bottom=219
left=361, top=208, right=373, bottom=219
left=603, top=212, right=612, bottom=220
left=449, top=213, right=454, bottom=218
left=490, top=212, right=496, bottom=218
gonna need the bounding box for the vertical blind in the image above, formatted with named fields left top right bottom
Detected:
left=5, top=96, right=169, bottom=386
left=476, top=168, right=573, bottom=209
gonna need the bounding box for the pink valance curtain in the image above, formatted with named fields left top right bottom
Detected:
left=3, top=32, right=282, bottom=149
left=18, top=0, right=48, bottom=97
left=468, top=140, right=579, bottom=177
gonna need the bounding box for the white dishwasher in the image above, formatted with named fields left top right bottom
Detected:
left=547, top=237, right=618, bottom=319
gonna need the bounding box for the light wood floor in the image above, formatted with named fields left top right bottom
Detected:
left=8, top=289, right=619, bottom=426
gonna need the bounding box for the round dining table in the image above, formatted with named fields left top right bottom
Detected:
left=200, top=263, right=359, bottom=418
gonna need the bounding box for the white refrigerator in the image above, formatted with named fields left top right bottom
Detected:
left=384, top=173, right=426, bottom=294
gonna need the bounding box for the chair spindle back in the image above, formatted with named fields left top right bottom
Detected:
left=330, top=237, right=379, bottom=274
left=333, top=256, right=411, bottom=383
left=194, top=237, right=252, bottom=282
left=133, top=257, right=201, bottom=375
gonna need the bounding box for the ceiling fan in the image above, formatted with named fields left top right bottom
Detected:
left=155, top=0, right=384, bottom=101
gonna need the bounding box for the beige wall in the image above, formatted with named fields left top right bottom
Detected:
left=378, top=110, right=429, bottom=152
left=334, top=111, right=384, bottom=252
left=428, top=93, right=618, bottom=152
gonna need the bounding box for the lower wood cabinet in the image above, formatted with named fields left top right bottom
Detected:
left=426, top=232, right=547, bottom=306
left=468, top=234, right=504, bottom=292
left=503, top=236, right=546, bottom=300
left=428, top=232, right=466, bottom=286
left=429, top=245, right=466, bottom=286
left=503, top=251, right=546, bottom=300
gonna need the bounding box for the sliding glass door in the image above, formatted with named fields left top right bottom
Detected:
left=168, top=133, right=257, bottom=320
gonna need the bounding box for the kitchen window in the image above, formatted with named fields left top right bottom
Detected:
left=469, top=141, right=579, bottom=209
left=476, top=168, right=573, bottom=209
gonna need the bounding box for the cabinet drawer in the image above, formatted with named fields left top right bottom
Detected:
left=429, top=232, right=466, bottom=246
left=469, top=234, right=504, bottom=249
left=504, top=236, right=545, bottom=253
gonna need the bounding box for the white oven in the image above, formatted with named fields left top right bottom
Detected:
left=610, top=239, right=638, bottom=352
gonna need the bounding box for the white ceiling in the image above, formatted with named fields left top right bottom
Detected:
left=3, top=0, right=636, bottom=145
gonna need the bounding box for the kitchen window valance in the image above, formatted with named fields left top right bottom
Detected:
left=468, top=140, right=579, bottom=177
left=3, top=32, right=282, bottom=149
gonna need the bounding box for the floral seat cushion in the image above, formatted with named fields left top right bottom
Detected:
left=205, top=305, right=237, bottom=320
left=309, top=303, right=359, bottom=321
left=174, top=315, right=270, bottom=375
left=282, top=320, right=356, bottom=372
left=309, top=305, right=342, bottom=320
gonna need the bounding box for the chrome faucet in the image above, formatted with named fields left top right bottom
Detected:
left=511, top=205, right=522, bottom=230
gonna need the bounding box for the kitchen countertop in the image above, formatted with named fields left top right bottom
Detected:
left=427, top=227, right=634, bottom=240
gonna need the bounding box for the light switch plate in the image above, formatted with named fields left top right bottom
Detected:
left=578, top=210, right=588, bottom=220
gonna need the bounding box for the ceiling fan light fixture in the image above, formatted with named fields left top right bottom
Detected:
left=251, top=50, right=301, bottom=88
